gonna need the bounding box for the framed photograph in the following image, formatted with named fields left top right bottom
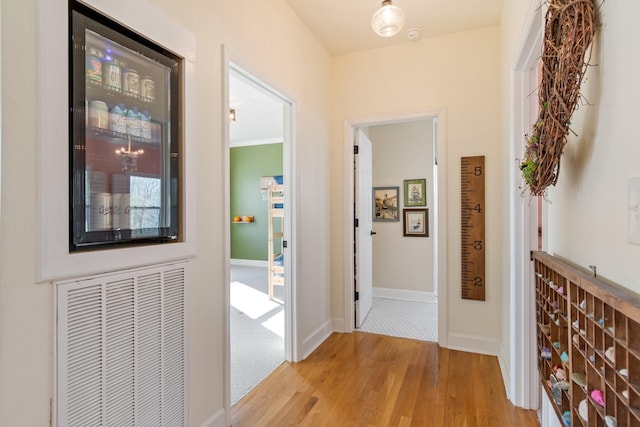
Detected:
left=403, top=209, right=428, bottom=237
left=404, top=179, right=427, bottom=207
left=373, top=186, right=399, bottom=221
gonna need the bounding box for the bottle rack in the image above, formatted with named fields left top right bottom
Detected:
left=85, top=125, right=159, bottom=144
left=534, top=251, right=640, bottom=427
left=86, top=76, right=162, bottom=117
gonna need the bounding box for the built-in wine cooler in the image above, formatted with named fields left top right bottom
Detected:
left=69, top=0, right=182, bottom=250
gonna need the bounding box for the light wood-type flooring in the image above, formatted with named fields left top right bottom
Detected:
left=232, top=332, right=539, bottom=426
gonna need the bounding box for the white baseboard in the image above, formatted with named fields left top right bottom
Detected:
left=372, top=287, right=436, bottom=303
left=302, top=319, right=333, bottom=359
left=497, top=343, right=511, bottom=400
left=197, top=408, right=226, bottom=427
left=446, top=333, right=499, bottom=356
left=230, top=258, right=268, bottom=268
left=540, top=391, right=562, bottom=427
left=331, top=317, right=346, bottom=333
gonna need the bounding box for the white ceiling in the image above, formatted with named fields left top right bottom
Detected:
left=230, top=0, right=504, bottom=143
left=283, top=0, right=503, bottom=56
left=229, top=71, right=285, bottom=145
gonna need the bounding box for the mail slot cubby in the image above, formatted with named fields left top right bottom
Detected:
left=534, top=251, right=640, bottom=427
left=535, top=254, right=571, bottom=420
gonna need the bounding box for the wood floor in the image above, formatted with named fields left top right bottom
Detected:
left=232, top=332, right=539, bottom=427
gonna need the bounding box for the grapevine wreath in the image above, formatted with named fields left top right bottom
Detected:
left=520, top=0, right=597, bottom=196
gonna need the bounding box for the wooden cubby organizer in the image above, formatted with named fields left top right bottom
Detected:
left=534, top=251, right=640, bottom=427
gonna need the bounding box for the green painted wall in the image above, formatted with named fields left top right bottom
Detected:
left=230, top=143, right=283, bottom=260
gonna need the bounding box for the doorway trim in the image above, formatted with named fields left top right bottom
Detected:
left=222, top=46, right=299, bottom=423
left=342, top=109, right=448, bottom=347
left=508, top=0, right=544, bottom=409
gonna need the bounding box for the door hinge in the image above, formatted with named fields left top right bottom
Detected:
left=354, top=145, right=359, bottom=155
left=354, top=291, right=359, bottom=301
left=354, top=218, right=359, bottom=228
left=283, top=240, right=288, bottom=248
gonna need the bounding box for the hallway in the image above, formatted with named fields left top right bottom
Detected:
left=232, top=332, right=539, bottom=426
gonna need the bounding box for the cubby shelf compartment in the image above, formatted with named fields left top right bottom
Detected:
left=534, top=251, right=640, bottom=427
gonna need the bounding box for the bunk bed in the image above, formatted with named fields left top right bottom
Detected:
left=267, top=181, right=284, bottom=301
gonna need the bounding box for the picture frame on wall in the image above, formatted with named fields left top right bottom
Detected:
left=404, top=179, right=427, bottom=207
left=403, top=208, right=428, bottom=237
left=373, top=186, right=399, bottom=221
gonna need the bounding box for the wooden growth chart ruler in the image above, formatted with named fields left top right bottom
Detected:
left=460, top=156, right=485, bottom=301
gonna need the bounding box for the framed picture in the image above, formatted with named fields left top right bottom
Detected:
left=404, top=179, right=426, bottom=206
left=373, top=186, right=399, bottom=221
left=403, top=209, right=428, bottom=237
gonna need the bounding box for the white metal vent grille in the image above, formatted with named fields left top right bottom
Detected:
left=56, top=263, right=187, bottom=427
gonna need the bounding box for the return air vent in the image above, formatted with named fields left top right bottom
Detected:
left=56, top=262, right=188, bottom=426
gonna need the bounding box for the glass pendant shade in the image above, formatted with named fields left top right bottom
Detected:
left=371, top=0, right=405, bottom=37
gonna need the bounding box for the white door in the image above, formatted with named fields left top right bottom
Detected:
left=355, top=129, right=374, bottom=327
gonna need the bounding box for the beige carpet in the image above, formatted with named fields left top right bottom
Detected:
left=230, top=266, right=284, bottom=405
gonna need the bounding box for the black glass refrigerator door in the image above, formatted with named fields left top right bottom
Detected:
left=70, top=0, right=181, bottom=251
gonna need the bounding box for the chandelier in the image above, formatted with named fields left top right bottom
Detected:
left=116, top=137, right=144, bottom=171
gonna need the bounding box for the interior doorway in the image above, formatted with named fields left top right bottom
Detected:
left=224, top=62, right=296, bottom=408
left=346, top=111, right=448, bottom=346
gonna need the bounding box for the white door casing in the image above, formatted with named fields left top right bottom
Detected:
left=508, top=0, right=544, bottom=409
left=355, top=129, right=373, bottom=327
left=222, top=51, right=298, bottom=425
left=342, top=110, right=448, bottom=348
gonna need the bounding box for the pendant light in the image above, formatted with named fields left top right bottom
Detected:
left=371, top=0, right=405, bottom=38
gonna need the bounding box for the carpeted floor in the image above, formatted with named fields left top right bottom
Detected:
left=357, top=297, right=438, bottom=342
left=230, top=266, right=284, bottom=405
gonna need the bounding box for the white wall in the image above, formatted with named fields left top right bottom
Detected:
left=545, top=0, right=640, bottom=292
left=502, top=0, right=640, bottom=295
left=369, top=121, right=435, bottom=295
left=0, top=1, right=332, bottom=426
left=0, top=0, right=52, bottom=425
left=330, top=27, right=504, bottom=352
